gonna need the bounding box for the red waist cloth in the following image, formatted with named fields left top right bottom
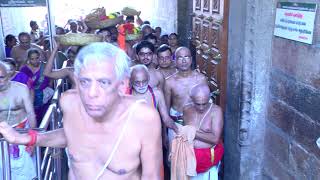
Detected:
left=194, top=142, right=224, bottom=173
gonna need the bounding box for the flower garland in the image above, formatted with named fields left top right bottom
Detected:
left=118, top=23, right=141, bottom=51
left=99, top=12, right=119, bottom=21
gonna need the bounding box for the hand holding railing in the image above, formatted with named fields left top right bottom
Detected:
left=0, top=127, right=45, bottom=180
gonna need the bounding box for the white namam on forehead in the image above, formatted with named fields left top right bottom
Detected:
left=74, top=42, right=130, bottom=80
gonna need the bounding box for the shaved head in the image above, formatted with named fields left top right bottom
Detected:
left=175, top=47, right=192, bottom=71
left=190, top=83, right=211, bottom=112
left=175, top=46, right=190, bottom=57
left=190, top=83, right=210, bottom=98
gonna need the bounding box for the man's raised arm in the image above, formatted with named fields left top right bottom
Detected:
left=44, top=42, right=74, bottom=81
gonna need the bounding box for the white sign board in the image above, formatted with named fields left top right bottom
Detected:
left=274, top=2, right=317, bottom=44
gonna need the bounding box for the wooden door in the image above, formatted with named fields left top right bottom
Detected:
left=191, top=0, right=229, bottom=110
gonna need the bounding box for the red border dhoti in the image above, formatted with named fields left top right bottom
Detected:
left=194, top=142, right=224, bottom=173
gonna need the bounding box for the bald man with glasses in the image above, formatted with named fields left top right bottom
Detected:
left=164, top=47, right=207, bottom=151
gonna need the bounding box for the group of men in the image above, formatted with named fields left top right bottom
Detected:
left=0, top=15, right=224, bottom=180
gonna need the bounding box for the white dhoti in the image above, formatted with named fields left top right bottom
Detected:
left=0, top=119, right=36, bottom=180
left=0, top=145, right=37, bottom=180
left=190, top=164, right=219, bottom=180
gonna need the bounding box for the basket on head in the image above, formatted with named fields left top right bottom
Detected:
left=84, top=7, right=123, bottom=29
left=121, top=7, right=140, bottom=16
left=55, top=33, right=103, bottom=46
left=85, top=16, right=123, bottom=29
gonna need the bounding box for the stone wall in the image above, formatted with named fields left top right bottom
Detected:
left=226, top=0, right=320, bottom=179
left=264, top=0, right=320, bottom=179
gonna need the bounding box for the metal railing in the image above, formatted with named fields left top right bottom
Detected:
left=0, top=61, right=69, bottom=180
left=0, top=128, right=44, bottom=180
left=38, top=61, right=67, bottom=180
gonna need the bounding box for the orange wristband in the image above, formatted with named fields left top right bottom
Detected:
left=27, top=130, right=37, bottom=147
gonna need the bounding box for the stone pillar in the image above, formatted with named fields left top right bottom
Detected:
left=177, top=0, right=193, bottom=47
left=225, top=0, right=275, bottom=179
left=177, top=0, right=195, bottom=68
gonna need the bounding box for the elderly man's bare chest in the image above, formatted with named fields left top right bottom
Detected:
left=0, top=91, right=23, bottom=111
left=186, top=110, right=213, bottom=132
left=64, top=117, right=141, bottom=174
left=172, top=78, right=199, bottom=99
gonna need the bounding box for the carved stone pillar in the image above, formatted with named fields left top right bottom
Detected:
left=224, top=0, right=275, bottom=179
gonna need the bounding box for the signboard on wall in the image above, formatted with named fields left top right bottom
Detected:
left=274, top=2, right=317, bottom=44
left=0, top=0, right=46, bottom=7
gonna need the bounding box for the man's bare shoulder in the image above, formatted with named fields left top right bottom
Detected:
left=61, top=89, right=78, bottom=100
left=165, top=72, right=179, bottom=85
left=60, top=89, right=79, bottom=109
left=182, top=103, right=194, bottom=114
left=193, top=70, right=206, bottom=79
left=10, top=46, right=20, bottom=54
left=148, top=67, right=160, bottom=76
left=11, top=45, right=19, bottom=51
left=211, top=104, right=223, bottom=115
left=131, top=100, right=160, bottom=124
left=154, top=69, right=164, bottom=78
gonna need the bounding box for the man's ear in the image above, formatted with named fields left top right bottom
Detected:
left=118, top=78, right=130, bottom=95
